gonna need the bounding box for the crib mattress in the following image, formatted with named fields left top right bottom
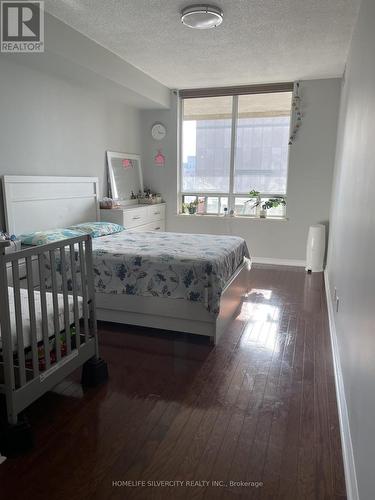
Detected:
left=0, top=287, right=83, bottom=352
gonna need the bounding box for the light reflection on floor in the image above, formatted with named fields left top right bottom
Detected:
left=239, top=288, right=281, bottom=353
left=247, top=288, right=273, bottom=300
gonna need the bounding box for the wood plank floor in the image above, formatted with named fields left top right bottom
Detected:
left=0, top=267, right=346, bottom=500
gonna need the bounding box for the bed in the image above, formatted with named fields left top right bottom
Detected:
left=0, top=234, right=106, bottom=453
left=92, top=230, right=250, bottom=343
left=2, top=175, right=251, bottom=345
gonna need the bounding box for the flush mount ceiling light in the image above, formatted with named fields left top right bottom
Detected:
left=181, top=4, right=223, bottom=29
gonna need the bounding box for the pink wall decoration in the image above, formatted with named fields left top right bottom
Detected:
left=154, top=149, right=165, bottom=167
left=122, top=158, right=132, bottom=168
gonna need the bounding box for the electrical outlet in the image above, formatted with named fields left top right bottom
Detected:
left=336, top=296, right=339, bottom=313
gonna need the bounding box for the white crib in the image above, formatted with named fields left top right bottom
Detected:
left=0, top=235, right=107, bottom=455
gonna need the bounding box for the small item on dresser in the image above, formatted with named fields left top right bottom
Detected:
left=99, top=197, right=114, bottom=209
left=138, top=188, right=163, bottom=204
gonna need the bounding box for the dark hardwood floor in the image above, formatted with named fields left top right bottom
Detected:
left=0, top=267, right=346, bottom=499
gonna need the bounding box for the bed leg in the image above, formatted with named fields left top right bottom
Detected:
left=81, top=357, right=109, bottom=388
left=0, top=415, right=34, bottom=458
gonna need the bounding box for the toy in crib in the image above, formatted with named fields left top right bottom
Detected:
left=25, top=327, right=77, bottom=372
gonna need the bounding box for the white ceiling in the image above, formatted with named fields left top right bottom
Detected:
left=44, top=0, right=360, bottom=89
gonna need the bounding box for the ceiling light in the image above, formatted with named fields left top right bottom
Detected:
left=181, top=4, right=223, bottom=30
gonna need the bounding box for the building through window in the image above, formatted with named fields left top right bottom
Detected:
left=180, top=85, right=293, bottom=216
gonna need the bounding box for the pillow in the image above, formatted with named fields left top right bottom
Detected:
left=20, top=228, right=84, bottom=246
left=67, top=222, right=124, bottom=238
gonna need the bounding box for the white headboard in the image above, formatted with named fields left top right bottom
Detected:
left=2, top=175, right=99, bottom=235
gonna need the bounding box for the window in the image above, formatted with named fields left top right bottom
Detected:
left=182, top=96, right=232, bottom=194
left=180, top=84, right=293, bottom=216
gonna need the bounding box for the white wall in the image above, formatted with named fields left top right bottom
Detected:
left=141, top=79, right=341, bottom=263
left=0, top=56, right=141, bottom=229
left=327, top=0, right=375, bottom=498
left=38, top=13, right=170, bottom=109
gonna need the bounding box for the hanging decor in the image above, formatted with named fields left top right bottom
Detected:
left=122, top=158, right=133, bottom=169
left=289, top=81, right=302, bottom=145
left=154, top=149, right=166, bottom=167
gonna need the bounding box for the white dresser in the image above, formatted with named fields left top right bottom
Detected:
left=100, top=203, right=166, bottom=232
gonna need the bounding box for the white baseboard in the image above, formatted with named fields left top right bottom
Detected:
left=324, top=270, right=359, bottom=500
left=252, top=257, right=306, bottom=267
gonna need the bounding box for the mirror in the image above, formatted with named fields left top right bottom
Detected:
left=107, top=151, right=143, bottom=204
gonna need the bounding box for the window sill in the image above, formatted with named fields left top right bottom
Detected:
left=176, top=214, right=288, bottom=221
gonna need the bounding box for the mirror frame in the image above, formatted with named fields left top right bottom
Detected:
left=106, top=151, right=144, bottom=203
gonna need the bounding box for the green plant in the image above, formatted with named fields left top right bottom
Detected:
left=248, top=189, right=261, bottom=198
left=182, top=199, right=198, bottom=214
left=261, top=197, right=286, bottom=210
left=246, top=189, right=286, bottom=213
left=246, top=189, right=286, bottom=210
left=246, top=189, right=261, bottom=208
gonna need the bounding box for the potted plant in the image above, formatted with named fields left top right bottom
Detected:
left=249, top=189, right=261, bottom=202
left=262, top=197, right=286, bottom=217
left=183, top=200, right=198, bottom=215
left=246, top=190, right=261, bottom=216
left=246, top=190, right=286, bottom=218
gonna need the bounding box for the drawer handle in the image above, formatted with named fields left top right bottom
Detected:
left=154, top=227, right=161, bottom=230
left=132, top=216, right=141, bottom=220
left=154, top=211, right=160, bottom=215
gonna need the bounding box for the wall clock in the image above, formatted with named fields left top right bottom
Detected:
left=151, top=122, right=167, bottom=141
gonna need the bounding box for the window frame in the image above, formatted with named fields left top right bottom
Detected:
left=178, top=84, right=293, bottom=217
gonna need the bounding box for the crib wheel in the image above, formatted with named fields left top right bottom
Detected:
left=0, top=415, right=34, bottom=457
left=81, top=357, right=109, bottom=388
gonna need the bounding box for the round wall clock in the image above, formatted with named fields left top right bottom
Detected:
left=151, top=122, right=167, bottom=141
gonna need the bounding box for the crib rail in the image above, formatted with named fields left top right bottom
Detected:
left=0, top=235, right=97, bottom=424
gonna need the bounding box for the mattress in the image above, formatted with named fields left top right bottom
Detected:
left=0, top=287, right=83, bottom=352
left=90, top=230, right=250, bottom=315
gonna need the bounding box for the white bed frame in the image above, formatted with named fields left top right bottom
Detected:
left=2, top=175, right=99, bottom=235
left=2, top=175, right=251, bottom=345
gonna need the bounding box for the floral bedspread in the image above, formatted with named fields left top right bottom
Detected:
left=90, top=231, right=250, bottom=315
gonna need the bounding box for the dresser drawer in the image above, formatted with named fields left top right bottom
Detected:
left=148, top=204, right=166, bottom=222
left=130, top=221, right=165, bottom=232
left=122, top=207, right=149, bottom=228
left=100, top=209, right=124, bottom=225
left=100, top=203, right=166, bottom=230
